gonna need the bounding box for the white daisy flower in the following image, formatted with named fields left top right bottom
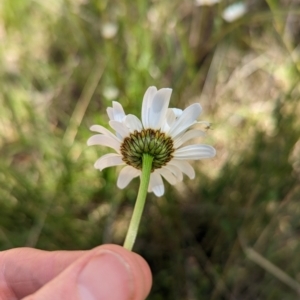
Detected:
left=87, top=86, right=216, bottom=197
left=222, top=2, right=247, bottom=22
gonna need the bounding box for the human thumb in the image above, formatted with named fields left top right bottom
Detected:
left=23, top=244, right=152, bottom=300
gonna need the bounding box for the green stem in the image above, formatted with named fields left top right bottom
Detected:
left=123, top=153, right=153, bottom=251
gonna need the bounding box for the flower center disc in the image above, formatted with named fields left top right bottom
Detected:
left=120, top=129, right=174, bottom=171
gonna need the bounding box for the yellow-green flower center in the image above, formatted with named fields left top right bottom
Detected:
left=120, top=129, right=174, bottom=171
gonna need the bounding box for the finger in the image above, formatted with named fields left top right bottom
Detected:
left=0, top=247, right=85, bottom=299
left=23, top=244, right=152, bottom=300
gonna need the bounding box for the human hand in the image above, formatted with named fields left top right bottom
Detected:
left=0, top=244, right=152, bottom=300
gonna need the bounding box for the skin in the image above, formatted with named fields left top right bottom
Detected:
left=0, top=244, right=152, bottom=300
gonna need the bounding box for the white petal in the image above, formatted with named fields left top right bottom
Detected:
left=171, top=108, right=183, bottom=118
left=94, top=153, right=124, bottom=170
left=173, top=129, right=206, bottom=148
left=112, top=101, right=126, bottom=122
left=148, top=172, right=164, bottom=196
left=163, top=164, right=183, bottom=181
left=87, top=134, right=121, bottom=153
left=117, top=166, right=141, bottom=189
left=174, top=144, right=216, bottom=160
left=156, top=168, right=177, bottom=185
left=90, top=125, right=122, bottom=142
left=107, top=107, right=114, bottom=120
left=168, top=159, right=195, bottom=179
left=109, top=120, right=130, bottom=139
left=166, top=109, right=176, bottom=126
left=125, top=114, right=143, bottom=132
left=148, top=88, right=172, bottom=130
left=168, top=103, right=202, bottom=138
left=142, top=86, right=157, bottom=128
left=161, top=109, right=175, bottom=132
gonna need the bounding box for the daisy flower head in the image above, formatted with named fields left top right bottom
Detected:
left=87, top=86, right=216, bottom=197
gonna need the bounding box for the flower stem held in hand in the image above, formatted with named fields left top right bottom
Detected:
left=123, top=154, right=153, bottom=251
left=87, top=86, right=216, bottom=250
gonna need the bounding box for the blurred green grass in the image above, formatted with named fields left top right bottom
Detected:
left=1, top=0, right=300, bottom=299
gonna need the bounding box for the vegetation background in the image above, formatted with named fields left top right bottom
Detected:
left=1, top=0, right=300, bottom=299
